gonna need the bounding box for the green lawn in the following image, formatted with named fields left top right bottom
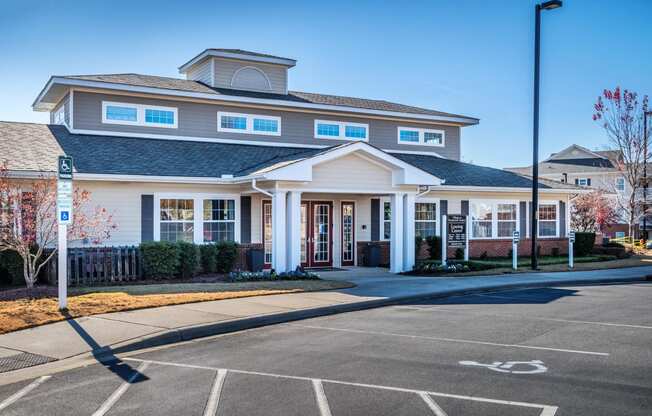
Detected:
left=472, top=255, right=617, bottom=268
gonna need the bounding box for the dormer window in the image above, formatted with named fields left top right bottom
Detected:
left=314, top=120, right=368, bottom=141
left=398, top=127, right=445, bottom=147
left=217, top=111, right=281, bottom=136
left=102, top=101, right=177, bottom=128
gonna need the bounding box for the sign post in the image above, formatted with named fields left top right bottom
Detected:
left=512, top=231, right=520, bottom=270
left=57, top=156, right=73, bottom=310
left=441, top=215, right=447, bottom=266
left=568, top=231, right=575, bottom=269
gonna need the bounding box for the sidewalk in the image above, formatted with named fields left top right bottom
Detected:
left=1, top=265, right=651, bottom=377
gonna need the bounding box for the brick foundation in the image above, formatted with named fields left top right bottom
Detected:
left=234, top=243, right=264, bottom=271
left=356, top=241, right=390, bottom=267
left=469, top=238, right=568, bottom=258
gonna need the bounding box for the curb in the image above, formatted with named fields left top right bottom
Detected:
left=104, top=274, right=647, bottom=357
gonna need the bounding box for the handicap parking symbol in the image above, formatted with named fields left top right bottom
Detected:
left=60, top=211, right=69, bottom=221
left=459, top=359, right=548, bottom=374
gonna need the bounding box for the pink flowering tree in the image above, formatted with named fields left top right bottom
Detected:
left=571, top=190, right=619, bottom=233
left=593, top=87, right=649, bottom=237
left=0, top=162, right=117, bottom=289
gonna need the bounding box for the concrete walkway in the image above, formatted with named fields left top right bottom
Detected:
left=1, top=265, right=651, bottom=375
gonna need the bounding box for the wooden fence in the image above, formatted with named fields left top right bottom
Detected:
left=47, top=246, right=141, bottom=286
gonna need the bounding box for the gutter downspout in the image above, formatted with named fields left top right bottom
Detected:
left=252, top=178, right=273, bottom=197
left=416, top=179, right=445, bottom=198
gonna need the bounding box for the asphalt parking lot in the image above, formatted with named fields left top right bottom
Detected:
left=0, top=282, right=650, bottom=415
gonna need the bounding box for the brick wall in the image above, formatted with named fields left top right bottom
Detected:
left=468, top=238, right=568, bottom=258
left=356, top=241, right=390, bottom=267
left=234, top=243, right=264, bottom=271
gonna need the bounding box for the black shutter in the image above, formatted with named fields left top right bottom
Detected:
left=461, top=200, right=469, bottom=216
left=240, top=196, right=251, bottom=244
left=371, top=198, right=380, bottom=241
left=520, top=201, right=527, bottom=236
left=574, top=178, right=579, bottom=185
left=587, top=178, right=592, bottom=186
left=559, top=200, right=566, bottom=237
left=141, top=195, right=154, bottom=242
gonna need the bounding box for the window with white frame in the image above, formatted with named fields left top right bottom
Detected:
left=314, top=120, right=368, bottom=141
left=577, top=178, right=589, bottom=186
left=53, top=106, right=66, bottom=125
left=538, top=203, right=558, bottom=237
left=397, top=127, right=445, bottom=147
left=160, top=199, right=194, bottom=242
left=471, top=201, right=519, bottom=239
left=415, top=202, right=437, bottom=238
left=102, top=101, right=178, bottom=128
left=383, top=201, right=391, bottom=240
left=616, top=177, right=625, bottom=192
left=217, top=112, right=280, bottom=136
left=203, top=199, right=236, bottom=242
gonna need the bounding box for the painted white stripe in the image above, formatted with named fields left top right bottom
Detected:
left=203, top=369, right=227, bottom=416
left=406, top=306, right=652, bottom=330
left=92, top=361, right=150, bottom=416
left=0, top=376, right=51, bottom=411
left=290, top=324, right=610, bottom=357
left=419, top=392, right=448, bottom=416
left=539, top=405, right=559, bottom=416
left=123, top=358, right=557, bottom=412
left=312, top=379, right=332, bottom=416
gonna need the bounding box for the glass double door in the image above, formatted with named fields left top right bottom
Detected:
left=301, top=201, right=333, bottom=268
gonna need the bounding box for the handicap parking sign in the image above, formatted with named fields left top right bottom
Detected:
left=59, top=210, right=72, bottom=224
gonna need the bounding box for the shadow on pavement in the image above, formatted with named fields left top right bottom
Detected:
left=425, top=287, right=581, bottom=305
left=62, top=311, right=149, bottom=384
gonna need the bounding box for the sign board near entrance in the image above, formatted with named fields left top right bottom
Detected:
left=57, top=180, right=73, bottom=225
left=447, top=214, right=467, bottom=248
left=58, top=156, right=73, bottom=180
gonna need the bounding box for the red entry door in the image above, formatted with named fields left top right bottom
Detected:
left=301, top=201, right=333, bottom=268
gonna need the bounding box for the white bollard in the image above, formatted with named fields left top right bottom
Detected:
left=512, top=230, right=520, bottom=270
left=569, top=231, right=575, bottom=269
left=464, top=215, right=470, bottom=262
left=441, top=215, right=447, bottom=266
left=58, top=223, right=67, bottom=310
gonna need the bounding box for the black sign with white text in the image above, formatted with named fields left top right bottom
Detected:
left=447, top=214, right=467, bottom=248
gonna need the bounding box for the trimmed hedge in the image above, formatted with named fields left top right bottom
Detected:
left=200, top=243, right=218, bottom=273
left=141, top=241, right=179, bottom=279
left=573, top=232, right=596, bottom=257
left=176, top=241, right=199, bottom=279
left=0, top=250, right=24, bottom=286
left=215, top=241, right=238, bottom=273
left=425, top=236, right=441, bottom=260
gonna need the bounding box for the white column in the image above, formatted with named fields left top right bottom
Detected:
left=58, top=224, right=67, bottom=310
left=403, top=193, right=415, bottom=272
left=390, top=192, right=405, bottom=273
left=271, top=190, right=287, bottom=272
left=286, top=191, right=302, bottom=271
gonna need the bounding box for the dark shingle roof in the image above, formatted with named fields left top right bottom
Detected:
left=58, top=74, right=477, bottom=122
left=0, top=122, right=574, bottom=190
left=204, top=49, right=294, bottom=61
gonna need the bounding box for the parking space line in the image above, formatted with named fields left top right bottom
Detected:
left=92, top=361, right=150, bottom=416
left=289, top=324, right=610, bottom=356
left=312, top=379, right=333, bottom=416
left=400, top=305, right=652, bottom=330
left=0, top=375, right=51, bottom=412
left=203, top=369, right=227, bottom=416
left=419, top=392, right=448, bottom=416
left=123, top=357, right=558, bottom=414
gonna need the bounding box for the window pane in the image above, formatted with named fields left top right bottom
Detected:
left=415, top=221, right=437, bottom=238
left=539, top=204, right=556, bottom=221
left=221, top=115, right=247, bottom=130
left=317, top=123, right=340, bottom=137
left=399, top=130, right=419, bottom=143
left=160, top=222, right=193, bottom=242
left=497, top=221, right=516, bottom=237
left=424, top=132, right=443, bottom=144
left=203, top=222, right=235, bottom=242
left=539, top=221, right=556, bottom=237
left=383, top=202, right=391, bottom=221
left=383, top=221, right=391, bottom=240
left=415, top=203, right=436, bottom=221
left=203, top=199, right=235, bottom=221
left=473, top=221, right=492, bottom=238
left=497, top=204, right=516, bottom=221
left=160, top=199, right=193, bottom=221
left=106, top=105, right=137, bottom=122
left=471, top=202, right=492, bottom=221
left=145, top=109, right=175, bottom=125
left=253, top=118, right=278, bottom=133
left=345, top=125, right=366, bottom=139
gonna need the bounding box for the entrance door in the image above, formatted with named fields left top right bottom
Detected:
left=301, top=201, right=333, bottom=268
left=341, top=202, right=355, bottom=266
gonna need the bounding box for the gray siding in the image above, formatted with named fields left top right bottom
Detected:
left=73, top=92, right=462, bottom=159
left=186, top=59, right=212, bottom=85
left=50, top=93, right=70, bottom=126
left=213, top=58, right=287, bottom=94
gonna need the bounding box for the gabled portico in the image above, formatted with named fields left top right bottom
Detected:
left=243, top=142, right=442, bottom=273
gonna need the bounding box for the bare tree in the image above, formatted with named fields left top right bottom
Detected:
left=0, top=162, right=116, bottom=289
left=571, top=190, right=619, bottom=233
left=593, top=87, right=649, bottom=237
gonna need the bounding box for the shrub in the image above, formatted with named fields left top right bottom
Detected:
left=141, top=241, right=179, bottom=279
left=200, top=243, right=218, bottom=274
left=176, top=241, right=199, bottom=279
left=479, top=251, right=488, bottom=260
left=415, top=236, right=423, bottom=259
left=454, top=247, right=464, bottom=260
left=0, top=250, right=24, bottom=286
left=425, top=236, right=441, bottom=260
left=215, top=241, right=239, bottom=273
left=574, top=232, right=596, bottom=256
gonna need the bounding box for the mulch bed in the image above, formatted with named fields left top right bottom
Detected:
left=0, top=286, right=58, bottom=302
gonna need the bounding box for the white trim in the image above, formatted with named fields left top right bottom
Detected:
left=576, top=177, right=589, bottom=186
left=153, top=193, right=241, bottom=244
left=314, top=119, right=369, bottom=142
left=69, top=89, right=74, bottom=129
left=74, top=172, right=259, bottom=184
left=384, top=149, right=445, bottom=158
left=33, top=77, right=479, bottom=125
left=537, top=200, right=560, bottom=238
left=397, top=126, right=445, bottom=147
left=179, top=50, right=297, bottom=73
left=380, top=197, right=391, bottom=241
left=414, top=197, right=441, bottom=238
left=437, top=185, right=586, bottom=194
left=217, top=111, right=281, bottom=136
left=53, top=105, right=66, bottom=125
left=101, top=101, right=178, bottom=129
left=230, top=66, right=272, bottom=91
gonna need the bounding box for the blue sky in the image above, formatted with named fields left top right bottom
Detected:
left=1, top=0, right=650, bottom=168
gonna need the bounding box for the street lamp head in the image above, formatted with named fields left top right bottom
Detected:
left=541, top=0, right=563, bottom=10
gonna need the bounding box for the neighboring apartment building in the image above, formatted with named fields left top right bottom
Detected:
left=505, top=144, right=629, bottom=238
left=0, top=48, right=581, bottom=273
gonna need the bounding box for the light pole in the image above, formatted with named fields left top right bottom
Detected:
left=644, top=111, right=652, bottom=240
left=531, top=0, right=562, bottom=270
